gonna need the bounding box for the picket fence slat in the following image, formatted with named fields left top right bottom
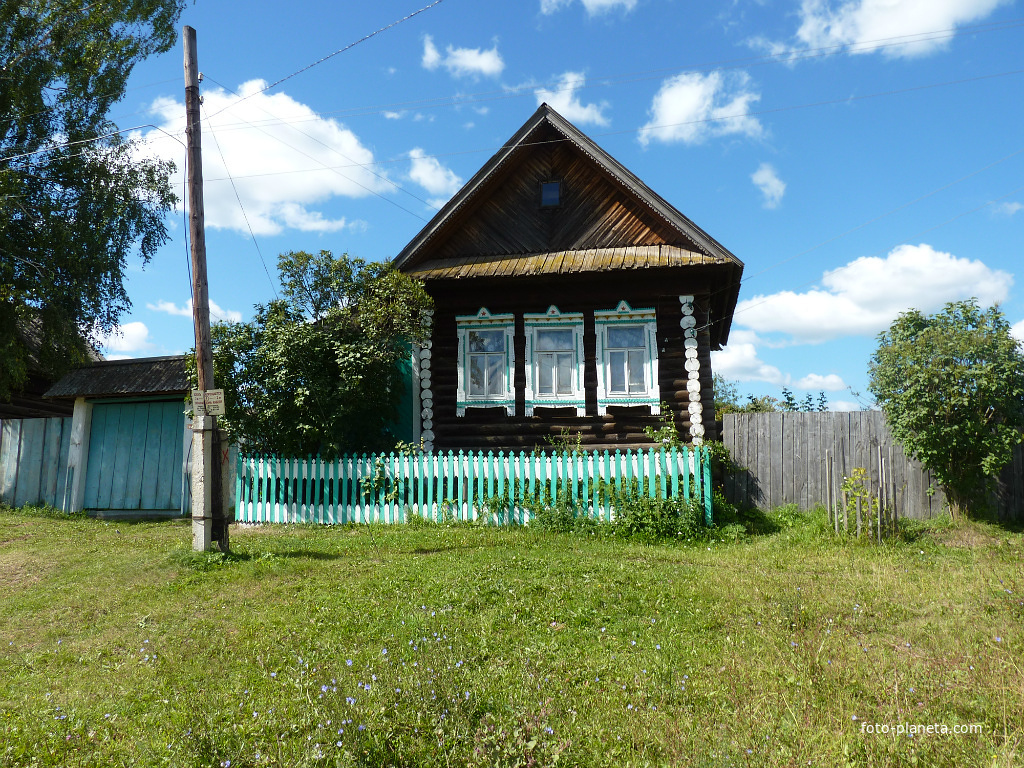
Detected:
left=235, top=446, right=712, bottom=526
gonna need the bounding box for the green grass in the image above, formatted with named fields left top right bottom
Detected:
left=1, top=503, right=1021, bottom=767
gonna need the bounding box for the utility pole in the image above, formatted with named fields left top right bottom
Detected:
left=184, top=25, right=227, bottom=552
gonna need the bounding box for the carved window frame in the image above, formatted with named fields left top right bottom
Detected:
left=594, top=300, right=661, bottom=416
left=523, top=305, right=586, bottom=417
left=455, top=308, right=516, bottom=417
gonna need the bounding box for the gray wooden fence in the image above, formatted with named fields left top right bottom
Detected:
left=722, top=411, right=1024, bottom=522
left=0, top=417, right=73, bottom=509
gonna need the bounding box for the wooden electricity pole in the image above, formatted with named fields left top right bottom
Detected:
left=184, top=25, right=227, bottom=552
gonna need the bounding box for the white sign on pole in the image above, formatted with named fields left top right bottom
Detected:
left=204, top=389, right=226, bottom=416
left=191, top=389, right=206, bottom=420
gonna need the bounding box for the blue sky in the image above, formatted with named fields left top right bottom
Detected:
left=106, top=0, right=1024, bottom=410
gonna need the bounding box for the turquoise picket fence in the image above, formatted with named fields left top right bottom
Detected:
left=235, top=446, right=713, bottom=526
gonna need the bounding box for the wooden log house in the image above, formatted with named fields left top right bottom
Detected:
left=394, top=104, right=743, bottom=452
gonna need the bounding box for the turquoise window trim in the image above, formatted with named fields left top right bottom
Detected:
left=523, top=305, right=586, bottom=417
left=594, top=300, right=660, bottom=416
left=455, top=308, right=516, bottom=416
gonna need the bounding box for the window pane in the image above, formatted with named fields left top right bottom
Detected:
left=609, top=351, right=626, bottom=394
left=469, top=355, right=485, bottom=396
left=537, top=329, right=573, bottom=351
left=556, top=353, right=573, bottom=394
left=608, top=326, right=644, bottom=348
left=628, top=349, right=646, bottom=393
left=469, top=329, right=503, bottom=353
left=541, top=181, right=560, bottom=206
left=486, top=354, right=504, bottom=396
left=538, top=354, right=554, bottom=394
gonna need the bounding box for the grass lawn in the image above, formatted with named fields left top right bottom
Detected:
left=1, top=504, right=1021, bottom=767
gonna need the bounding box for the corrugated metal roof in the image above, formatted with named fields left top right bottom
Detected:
left=44, top=355, right=189, bottom=399
left=406, top=244, right=722, bottom=280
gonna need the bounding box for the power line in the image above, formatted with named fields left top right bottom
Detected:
left=202, top=75, right=437, bottom=216
left=201, top=0, right=446, bottom=122
left=201, top=102, right=279, bottom=301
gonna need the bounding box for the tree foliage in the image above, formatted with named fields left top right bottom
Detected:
left=208, top=250, right=432, bottom=458
left=869, top=299, right=1024, bottom=517
left=713, top=374, right=828, bottom=419
left=0, top=0, right=183, bottom=399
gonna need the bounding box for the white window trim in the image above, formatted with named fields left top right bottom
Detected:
left=594, top=300, right=661, bottom=416
left=523, top=305, right=586, bottom=417
left=455, top=308, right=516, bottom=416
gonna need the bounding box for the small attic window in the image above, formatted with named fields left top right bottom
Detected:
left=540, top=181, right=561, bottom=207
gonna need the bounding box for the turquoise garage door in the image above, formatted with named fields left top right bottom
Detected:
left=84, top=400, right=187, bottom=512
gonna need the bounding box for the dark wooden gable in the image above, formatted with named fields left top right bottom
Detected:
left=395, top=103, right=742, bottom=276
left=426, top=121, right=695, bottom=259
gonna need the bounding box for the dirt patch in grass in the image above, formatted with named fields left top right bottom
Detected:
left=932, top=526, right=1004, bottom=549
left=0, top=552, right=54, bottom=589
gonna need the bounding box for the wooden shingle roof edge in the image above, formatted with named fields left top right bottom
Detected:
left=393, top=103, right=745, bottom=272
left=44, top=355, right=190, bottom=400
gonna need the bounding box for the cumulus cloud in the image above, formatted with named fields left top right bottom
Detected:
left=535, top=72, right=609, bottom=126
left=408, top=148, right=463, bottom=208
left=421, top=35, right=504, bottom=79
left=638, top=71, right=762, bottom=147
left=137, top=81, right=386, bottom=236
left=752, top=163, right=785, bottom=209
left=711, top=331, right=847, bottom=390
left=734, top=243, right=1012, bottom=344
left=1011, top=319, right=1024, bottom=345
left=97, top=321, right=155, bottom=356
left=540, top=0, right=638, bottom=15
left=148, top=299, right=243, bottom=324
left=994, top=201, right=1023, bottom=217
left=795, top=373, right=847, bottom=391
left=791, top=0, right=1008, bottom=58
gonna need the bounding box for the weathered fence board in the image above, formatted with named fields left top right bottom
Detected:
left=236, top=446, right=713, bottom=526
left=0, top=417, right=73, bottom=508
left=723, top=412, right=1023, bottom=520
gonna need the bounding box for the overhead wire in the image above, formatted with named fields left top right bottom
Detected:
left=200, top=0, right=446, bottom=122
left=201, top=74, right=435, bottom=217
left=200, top=100, right=279, bottom=300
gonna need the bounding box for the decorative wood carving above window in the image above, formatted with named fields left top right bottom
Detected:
left=524, top=305, right=585, bottom=416
left=455, top=308, right=516, bottom=416
left=594, top=300, right=661, bottom=416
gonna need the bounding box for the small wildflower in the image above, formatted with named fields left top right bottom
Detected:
left=346, top=659, right=352, bottom=666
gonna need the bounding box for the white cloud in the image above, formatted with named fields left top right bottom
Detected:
left=751, top=163, right=785, bottom=209
left=638, top=71, right=762, bottom=147
left=795, top=373, right=847, bottom=391
left=1011, top=319, right=1024, bottom=344
left=792, top=0, right=1009, bottom=58
left=535, top=72, right=610, bottom=126
left=421, top=35, right=442, bottom=69
left=541, top=0, right=637, bottom=15
left=98, top=321, right=155, bottom=355
left=383, top=111, right=403, bottom=120
left=421, top=35, right=504, bottom=79
left=408, top=148, right=463, bottom=208
left=995, top=201, right=1023, bottom=217
left=137, top=81, right=387, bottom=236
left=734, top=243, right=1012, bottom=344
left=148, top=299, right=243, bottom=324
left=831, top=400, right=863, bottom=412
left=712, top=330, right=848, bottom=389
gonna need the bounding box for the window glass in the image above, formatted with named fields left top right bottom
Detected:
left=541, top=181, right=560, bottom=207
left=607, top=326, right=644, bottom=348
left=469, top=329, right=503, bottom=353
left=537, top=329, right=573, bottom=351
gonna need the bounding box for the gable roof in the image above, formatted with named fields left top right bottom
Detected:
left=394, top=103, right=744, bottom=274
left=44, top=355, right=189, bottom=400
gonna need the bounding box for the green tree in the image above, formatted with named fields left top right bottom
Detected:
left=208, top=250, right=432, bottom=458
left=869, top=299, right=1024, bottom=517
left=0, top=0, right=183, bottom=400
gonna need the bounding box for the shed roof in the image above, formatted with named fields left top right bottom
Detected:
left=44, top=355, right=189, bottom=400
